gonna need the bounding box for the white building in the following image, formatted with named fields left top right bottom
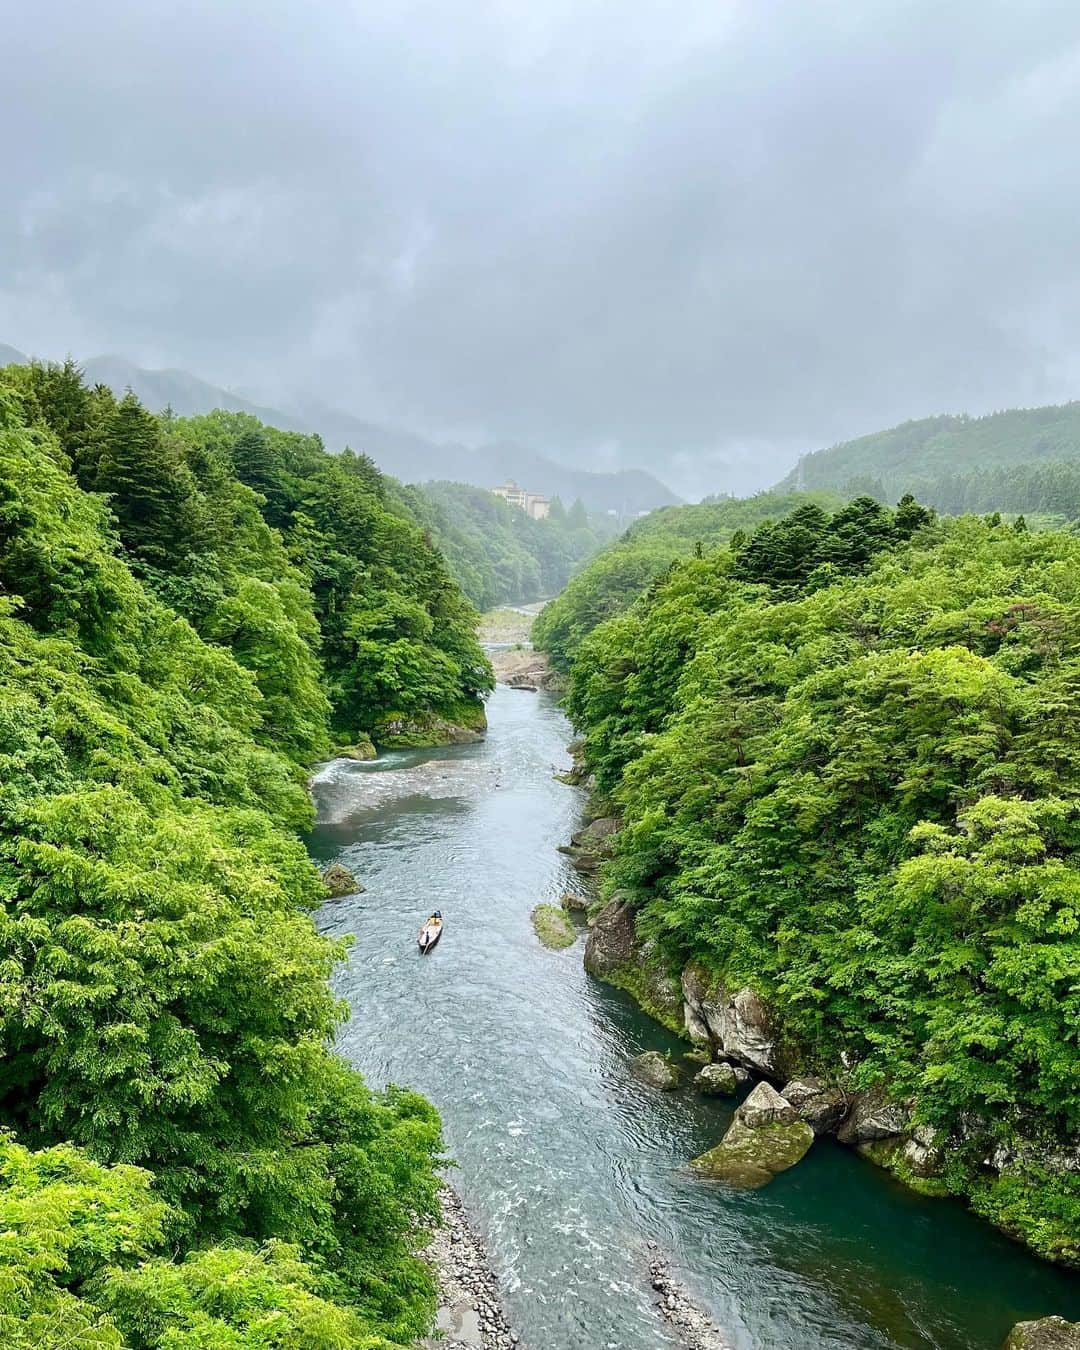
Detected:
left=491, top=480, right=550, bottom=520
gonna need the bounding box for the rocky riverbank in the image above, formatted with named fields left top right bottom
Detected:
left=418, top=1186, right=521, bottom=1350
left=647, top=1248, right=733, bottom=1350
left=479, top=605, right=565, bottom=692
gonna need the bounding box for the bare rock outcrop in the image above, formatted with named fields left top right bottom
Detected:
left=681, top=961, right=788, bottom=1076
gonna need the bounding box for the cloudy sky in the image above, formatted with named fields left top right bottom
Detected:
left=5, top=1, right=1080, bottom=497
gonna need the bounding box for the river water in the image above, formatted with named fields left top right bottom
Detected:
left=309, top=684, right=1080, bottom=1350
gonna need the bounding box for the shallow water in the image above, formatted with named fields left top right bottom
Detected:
left=309, top=684, right=1080, bottom=1350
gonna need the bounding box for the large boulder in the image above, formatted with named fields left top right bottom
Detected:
left=321, top=863, right=363, bottom=897
left=694, top=1063, right=745, bottom=1096
left=736, top=1081, right=796, bottom=1128
left=632, top=1051, right=680, bottom=1091
left=781, top=1077, right=848, bottom=1136
left=836, top=1088, right=911, bottom=1146
left=681, top=962, right=787, bottom=1076
left=333, top=736, right=376, bottom=761
left=691, top=1083, right=814, bottom=1189
left=694, top=1062, right=745, bottom=1096
left=584, top=896, right=637, bottom=979
left=559, top=816, right=621, bottom=873
left=1003, top=1318, right=1080, bottom=1350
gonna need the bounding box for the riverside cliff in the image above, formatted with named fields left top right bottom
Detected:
left=541, top=495, right=1080, bottom=1267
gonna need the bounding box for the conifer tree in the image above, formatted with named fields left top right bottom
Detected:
left=95, top=392, right=191, bottom=566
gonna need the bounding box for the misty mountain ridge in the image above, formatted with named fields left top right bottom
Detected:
left=0, top=346, right=678, bottom=516
left=782, top=401, right=1080, bottom=497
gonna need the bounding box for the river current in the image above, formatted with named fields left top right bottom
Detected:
left=309, top=684, right=1080, bottom=1350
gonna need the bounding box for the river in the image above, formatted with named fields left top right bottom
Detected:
left=308, top=684, right=1080, bottom=1350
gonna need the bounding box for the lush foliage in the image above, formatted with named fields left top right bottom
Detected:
left=4, top=359, right=492, bottom=754
left=0, top=377, right=454, bottom=1343
left=532, top=489, right=842, bottom=669
left=400, top=480, right=616, bottom=610
left=785, top=400, right=1080, bottom=498
left=564, top=502, right=1080, bottom=1262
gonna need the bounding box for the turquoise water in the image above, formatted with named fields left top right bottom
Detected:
left=308, top=684, right=1080, bottom=1349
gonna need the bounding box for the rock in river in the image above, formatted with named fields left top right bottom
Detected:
left=693, top=1062, right=745, bottom=1096
left=781, top=1076, right=847, bottom=1135
left=632, top=1051, right=680, bottom=1091
left=321, top=862, right=363, bottom=897
left=691, top=1082, right=814, bottom=1189
left=1003, top=1317, right=1080, bottom=1350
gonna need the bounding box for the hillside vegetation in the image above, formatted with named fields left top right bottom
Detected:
left=784, top=401, right=1080, bottom=518
left=551, top=496, right=1080, bottom=1263
left=400, top=480, right=617, bottom=610
left=0, top=360, right=491, bottom=1343
left=532, top=489, right=842, bottom=670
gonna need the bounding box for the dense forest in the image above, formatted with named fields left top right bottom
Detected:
left=532, top=489, right=842, bottom=670
left=400, top=480, right=617, bottom=610
left=835, top=458, right=1080, bottom=528
left=783, top=400, right=1080, bottom=505
left=0, top=359, right=493, bottom=1344
left=543, top=496, right=1080, bottom=1264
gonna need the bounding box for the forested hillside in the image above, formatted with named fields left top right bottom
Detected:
left=556, top=497, right=1080, bottom=1264
left=532, top=489, right=841, bottom=670
left=4, top=360, right=492, bottom=755
left=401, top=480, right=617, bottom=609
left=0, top=360, right=498, bottom=1343
left=783, top=401, right=1080, bottom=515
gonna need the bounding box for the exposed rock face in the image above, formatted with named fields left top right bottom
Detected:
left=836, top=1088, right=911, bottom=1146
left=694, top=1063, right=743, bottom=1096
left=902, top=1124, right=944, bottom=1177
left=691, top=1083, right=814, bottom=1188
left=558, top=816, right=621, bottom=872
left=321, top=862, right=363, bottom=897
left=1003, top=1317, right=1080, bottom=1350
left=781, top=1077, right=848, bottom=1136
left=681, top=961, right=787, bottom=1076
left=632, top=1051, right=680, bottom=1091
left=584, top=896, right=684, bottom=1032
left=584, top=896, right=637, bottom=978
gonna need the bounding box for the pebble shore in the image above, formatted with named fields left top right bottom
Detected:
left=648, top=1247, right=733, bottom=1350
left=418, top=1185, right=521, bottom=1350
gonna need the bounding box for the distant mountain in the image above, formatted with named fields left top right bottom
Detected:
left=0, top=347, right=678, bottom=515
left=781, top=401, right=1080, bottom=497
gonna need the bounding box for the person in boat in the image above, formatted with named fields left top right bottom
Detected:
left=418, top=910, right=442, bottom=939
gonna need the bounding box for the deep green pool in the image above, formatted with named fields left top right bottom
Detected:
left=308, top=684, right=1080, bottom=1349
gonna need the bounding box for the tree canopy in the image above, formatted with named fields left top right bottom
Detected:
left=0, top=368, right=468, bottom=1344
left=553, top=499, right=1080, bottom=1264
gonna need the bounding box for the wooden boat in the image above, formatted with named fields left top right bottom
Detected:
left=418, top=919, right=443, bottom=954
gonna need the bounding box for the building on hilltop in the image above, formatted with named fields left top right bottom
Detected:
left=491, top=479, right=550, bottom=520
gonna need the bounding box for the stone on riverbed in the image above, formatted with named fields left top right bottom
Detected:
left=632, top=1051, right=680, bottom=1091
left=321, top=862, right=363, bottom=897
left=691, top=1082, right=813, bottom=1188
left=560, top=890, right=590, bottom=911
left=531, top=903, right=576, bottom=950
left=1003, top=1317, right=1080, bottom=1349
left=693, top=1062, right=745, bottom=1096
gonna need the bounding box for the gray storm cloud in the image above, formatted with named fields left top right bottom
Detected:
left=4, top=0, right=1080, bottom=497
